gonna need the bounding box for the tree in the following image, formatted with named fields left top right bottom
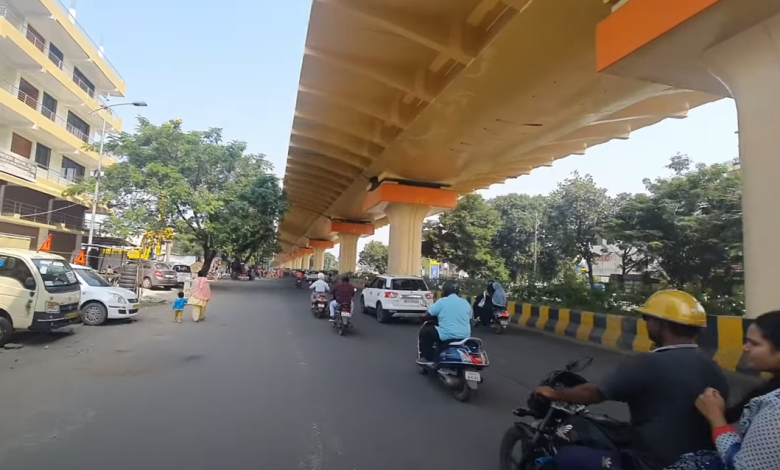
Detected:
left=359, top=241, right=388, bottom=274
left=489, top=194, right=545, bottom=280
left=324, top=252, right=338, bottom=271
left=65, top=118, right=286, bottom=276
left=603, top=193, right=657, bottom=280
left=428, top=194, right=508, bottom=279
left=547, top=172, right=614, bottom=286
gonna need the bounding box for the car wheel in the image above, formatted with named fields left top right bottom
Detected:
left=0, top=315, right=13, bottom=347
left=376, top=303, right=389, bottom=323
left=81, top=302, right=108, bottom=326
left=141, top=277, right=152, bottom=289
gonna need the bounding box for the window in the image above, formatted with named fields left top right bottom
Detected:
left=34, top=143, right=51, bottom=168
left=173, top=265, right=191, bottom=273
left=74, top=267, right=109, bottom=287
left=17, top=79, right=39, bottom=109
left=390, top=278, right=428, bottom=291
left=25, top=24, right=45, bottom=52
left=61, top=157, right=85, bottom=181
left=11, top=133, right=33, bottom=158
left=154, top=263, right=171, bottom=270
left=66, top=111, right=90, bottom=143
left=32, top=258, right=79, bottom=293
left=371, top=278, right=386, bottom=289
left=72, top=67, right=95, bottom=98
left=0, top=256, right=35, bottom=290
left=41, top=93, right=57, bottom=121
left=48, top=43, right=64, bottom=69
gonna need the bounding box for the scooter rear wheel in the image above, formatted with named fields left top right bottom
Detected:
left=452, top=380, right=471, bottom=402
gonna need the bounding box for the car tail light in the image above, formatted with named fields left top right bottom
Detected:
left=385, top=292, right=399, bottom=298
left=154, top=270, right=163, bottom=278
left=425, top=293, right=433, bottom=299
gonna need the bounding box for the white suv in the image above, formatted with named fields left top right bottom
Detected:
left=359, top=276, right=433, bottom=323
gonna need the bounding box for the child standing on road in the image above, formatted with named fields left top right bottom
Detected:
left=173, top=291, right=188, bottom=323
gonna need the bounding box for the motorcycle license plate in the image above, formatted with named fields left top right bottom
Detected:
left=464, top=371, right=481, bottom=382
left=340, top=311, right=352, bottom=318
left=317, top=303, right=325, bottom=308
left=500, top=320, right=508, bottom=326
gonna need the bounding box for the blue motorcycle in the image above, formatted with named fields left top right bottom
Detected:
left=417, top=320, right=489, bottom=402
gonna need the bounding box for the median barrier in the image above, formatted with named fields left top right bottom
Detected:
left=432, top=292, right=752, bottom=375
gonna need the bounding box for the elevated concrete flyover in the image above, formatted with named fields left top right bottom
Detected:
left=279, top=0, right=720, bottom=277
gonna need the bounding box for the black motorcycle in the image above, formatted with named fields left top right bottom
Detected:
left=295, top=278, right=303, bottom=289
left=499, top=357, right=631, bottom=470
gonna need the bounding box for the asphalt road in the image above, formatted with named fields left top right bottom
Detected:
left=0, top=280, right=630, bottom=470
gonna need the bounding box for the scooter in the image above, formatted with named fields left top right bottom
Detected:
left=498, top=357, right=630, bottom=470
left=332, top=302, right=353, bottom=336
left=295, top=278, right=303, bottom=289
left=491, top=307, right=510, bottom=334
left=311, top=293, right=328, bottom=319
left=417, top=319, right=489, bottom=402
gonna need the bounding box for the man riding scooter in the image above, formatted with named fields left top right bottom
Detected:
left=329, top=275, right=355, bottom=321
left=416, top=282, right=472, bottom=365
left=534, top=290, right=730, bottom=470
left=309, top=272, right=330, bottom=307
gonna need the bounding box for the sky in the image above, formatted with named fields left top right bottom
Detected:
left=71, top=0, right=739, bottom=257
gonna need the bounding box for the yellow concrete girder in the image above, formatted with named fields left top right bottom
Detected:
left=286, top=163, right=357, bottom=186
left=287, top=148, right=364, bottom=177
left=297, top=85, right=413, bottom=130
left=316, top=0, right=480, bottom=64
left=289, top=135, right=373, bottom=169
left=294, top=109, right=399, bottom=148
left=290, top=126, right=383, bottom=161
left=305, top=47, right=439, bottom=102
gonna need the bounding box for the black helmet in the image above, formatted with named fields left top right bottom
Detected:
left=341, top=275, right=350, bottom=283
left=442, top=282, right=460, bottom=297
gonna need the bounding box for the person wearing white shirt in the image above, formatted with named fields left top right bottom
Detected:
left=309, top=272, right=330, bottom=305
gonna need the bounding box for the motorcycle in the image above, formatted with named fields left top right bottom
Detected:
left=417, top=319, right=489, bottom=402
left=295, top=278, right=303, bottom=289
left=491, top=307, right=510, bottom=334
left=312, top=293, right=329, bottom=319
left=333, top=302, right=353, bottom=336
left=498, top=357, right=631, bottom=470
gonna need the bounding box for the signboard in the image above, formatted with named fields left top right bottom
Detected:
left=430, top=261, right=440, bottom=279
left=183, top=280, right=193, bottom=299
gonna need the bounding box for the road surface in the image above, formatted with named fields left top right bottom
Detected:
left=0, top=280, right=630, bottom=470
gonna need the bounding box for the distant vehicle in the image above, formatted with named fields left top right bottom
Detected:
left=139, top=261, right=178, bottom=290
left=359, top=276, right=433, bottom=323
left=71, top=264, right=140, bottom=326
left=0, top=249, right=81, bottom=347
left=171, top=264, right=193, bottom=286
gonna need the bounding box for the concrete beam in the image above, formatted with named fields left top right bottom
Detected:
left=290, top=125, right=383, bottom=161
left=289, top=135, right=372, bottom=169
left=298, top=85, right=412, bottom=130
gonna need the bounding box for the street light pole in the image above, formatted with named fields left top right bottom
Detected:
left=86, top=101, right=147, bottom=246
left=533, top=211, right=539, bottom=280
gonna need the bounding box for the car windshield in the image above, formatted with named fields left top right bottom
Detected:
left=75, top=267, right=110, bottom=287
left=32, top=259, right=80, bottom=293
left=175, top=265, right=191, bottom=273
left=154, top=263, right=170, bottom=270
left=391, top=278, right=428, bottom=291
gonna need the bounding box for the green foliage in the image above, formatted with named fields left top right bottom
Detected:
left=358, top=240, right=388, bottom=274
left=324, top=252, right=338, bottom=271
left=64, top=118, right=286, bottom=275
left=488, top=194, right=544, bottom=281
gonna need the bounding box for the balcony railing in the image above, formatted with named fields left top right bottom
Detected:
left=50, top=1, right=124, bottom=84
left=0, top=77, right=94, bottom=145
left=1, top=197, right=85, bottom=231
left=0, top=146, right=79, bottom=187
left=0, top=6, right=117, bottom=121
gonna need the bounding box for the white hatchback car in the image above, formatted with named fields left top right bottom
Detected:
left=71, top=264, right=140, bottom=325
left=359, top=276, right=433, bottom=323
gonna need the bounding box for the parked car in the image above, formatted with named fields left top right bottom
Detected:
left=0, top=248, right=81, bottom=347
left=359, top=276, right=433, bottom=323
left=71, top=264, right=140, bottom=326
left=171, top=264, right=193, bottom=286
left=139, top=261, right=178, bottom=290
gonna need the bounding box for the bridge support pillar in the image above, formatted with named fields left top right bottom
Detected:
left=309, top=240, right=335, bottom=271
left=302, top=254, right=312, bottom=270
left=363, top=182, right=458, bottom=277
left=706, top=16, right=780, bottom=319
left=331, top=222, right=375, bottom=274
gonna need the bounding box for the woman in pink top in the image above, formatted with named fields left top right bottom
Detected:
left=189, top=274, right=212, bottom=322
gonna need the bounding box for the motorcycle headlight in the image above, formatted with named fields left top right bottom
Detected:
left=111, top=294, right=128, bottom=304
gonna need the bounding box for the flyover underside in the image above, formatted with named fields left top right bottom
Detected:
left=280, top=0, right=719, bottom=270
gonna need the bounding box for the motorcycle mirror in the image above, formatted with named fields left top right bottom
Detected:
left=565, top=356, right=593, bottom=373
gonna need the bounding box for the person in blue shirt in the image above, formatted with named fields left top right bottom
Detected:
left=417, top=282, right=472, bottom=365
left=173, top=291, right=188, bottom=323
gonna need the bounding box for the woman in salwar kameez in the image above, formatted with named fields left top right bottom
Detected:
left=190, top=274, right=212, bottom=322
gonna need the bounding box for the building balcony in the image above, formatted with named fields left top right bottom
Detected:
left=0, top=196, right=85, bottom=232
left=0, top=6, right=122, bottom=133
left=0, top=144, right=92, bottom=201
left=0, top=77, right=105, bottom=168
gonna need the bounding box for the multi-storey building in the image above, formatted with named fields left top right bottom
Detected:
left=0, top=0, right=125, bottom=259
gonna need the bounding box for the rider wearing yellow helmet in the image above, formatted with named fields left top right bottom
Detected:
left=535, top=290, right=729, bottom=470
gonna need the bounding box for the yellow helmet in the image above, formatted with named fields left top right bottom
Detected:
left=635, top=290, right=707, bottom=327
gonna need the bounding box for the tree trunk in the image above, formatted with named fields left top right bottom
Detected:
left=199, top=247, right=216, bottom=277
left=585, top=258, right=595, bottom=287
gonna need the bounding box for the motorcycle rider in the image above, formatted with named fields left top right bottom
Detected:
left=534, top=290, right=729, bottom=470
left=329, top=275, right=355, bottom=321
left=309, top=272, right=330, bottom=306
left=417, top=282, right=472, bottom=365
left=473, top=280, right=508, bottom=327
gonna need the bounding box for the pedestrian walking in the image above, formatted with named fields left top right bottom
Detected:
left=190, top=273, right=212, bottom=322
left=173, top=291, right=188, bottom=323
